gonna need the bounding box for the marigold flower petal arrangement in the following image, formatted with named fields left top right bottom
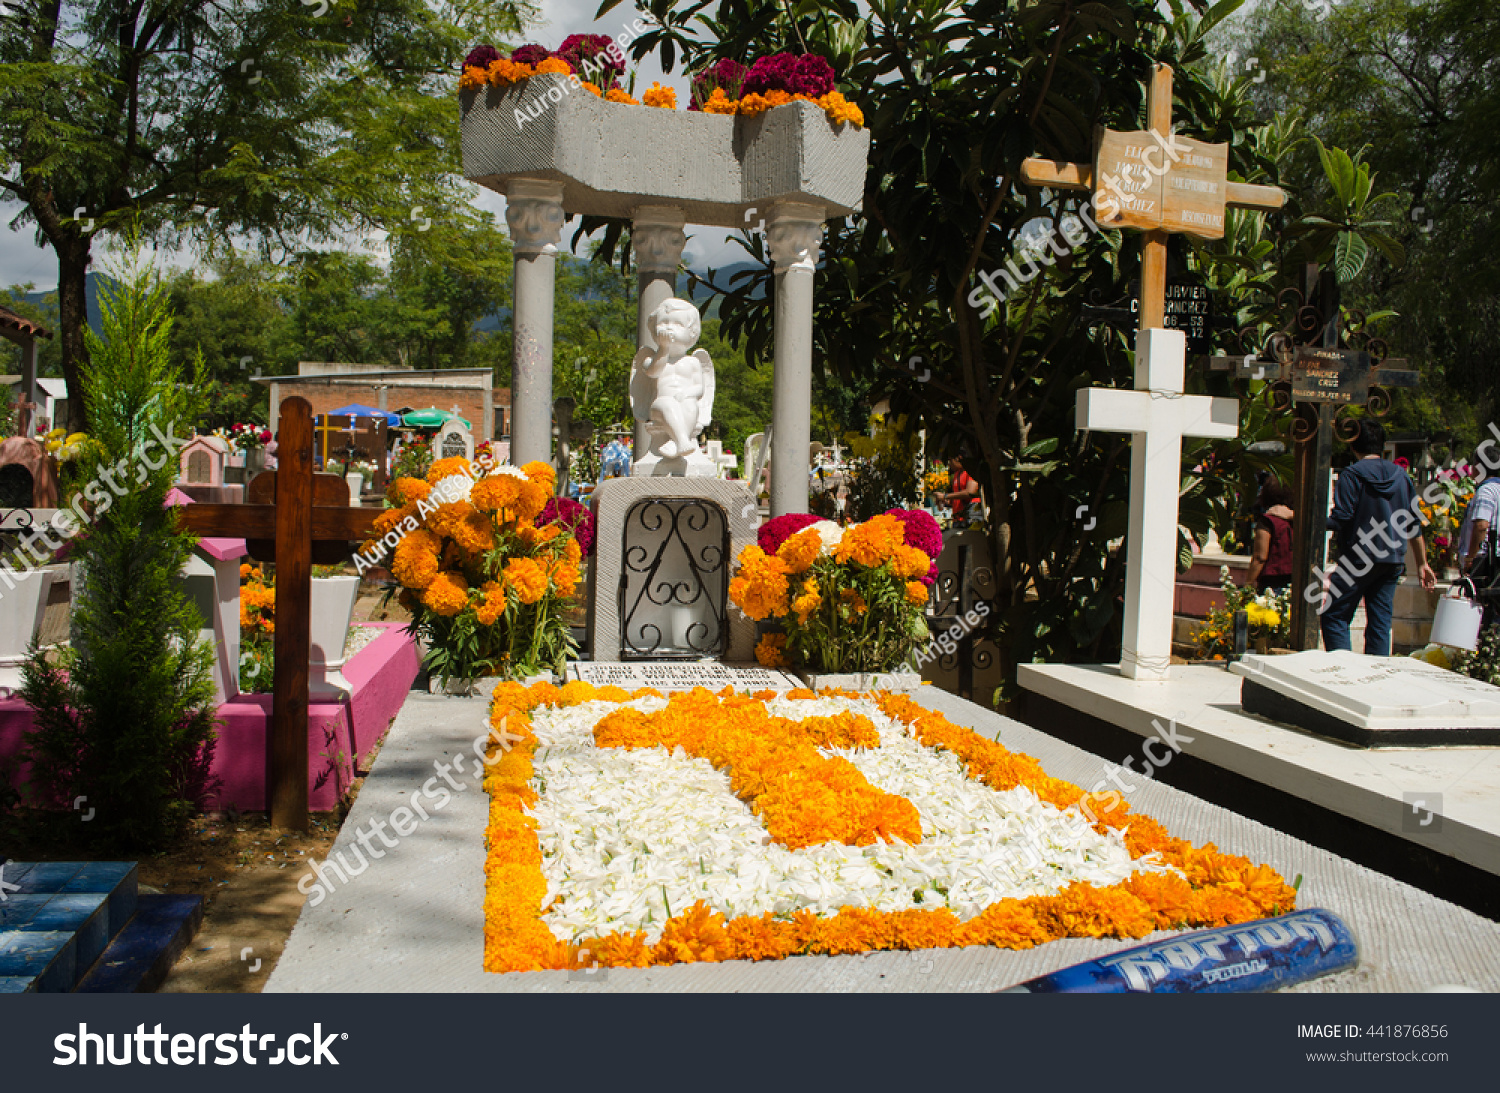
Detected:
left=459, top=44, right=863, bottom=129
left=736, top=511, right=938, bottom=673
left=482, top=682, right=1297, bottom=973
left=381, top=458, right=589, bottom=683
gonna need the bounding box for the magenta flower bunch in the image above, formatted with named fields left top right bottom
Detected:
left=508, top=44, right=553, bottom=67
left=557, top=33, right=625, bottom=83
left=742, top=52, right=836, bottom=98
left=757, top=512, right=822, bottom=555
left=540, top=496, right=597, bottom=557
left=884, top=508, right=943, bottom=586
left=463, top=45, right=501, bottom=71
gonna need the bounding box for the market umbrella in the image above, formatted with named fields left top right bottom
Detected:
left=327, top=403, right=402, bottom=426
left=402, top=407, right=472, bottom=429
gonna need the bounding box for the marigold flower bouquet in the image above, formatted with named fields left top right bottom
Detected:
left=732, top=510, right=938, bottom=674
left=372, top=457, right=584, bottom=684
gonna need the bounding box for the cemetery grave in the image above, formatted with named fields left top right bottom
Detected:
left=5, top=22, right=1500, bottom=1010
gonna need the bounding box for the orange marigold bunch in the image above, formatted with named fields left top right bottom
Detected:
left=427, top=456, right=475, bottom=486
left=754, top=632, right=789, bottom=668
left=834, top=513, right=905, bottom=566
left=727, top=544, right=790, bottom=619
left=817, top=90, right=864, bottom=127
left=485, top=58, right=534, bottom=86
left=459, top=66, right=488, bottom=91
left=387, top=476, right=431, bottom=507
left=604, top=87, right=639, bottom=105
left=778, top=527, right=822, bottom=573
left=391, top=529, right=441, bottom=591
left=502, top=557, right=549, bottom=605
left=534, top=57, right=572, bottom=76
left=470, top=473, right=520, bottom=513
left=642, top=82, right=677, bottom=109
left=421, top=570, right=470, bottom=617
left=700, top=88, right=738, bottom=114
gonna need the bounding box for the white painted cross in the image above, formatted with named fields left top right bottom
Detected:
left=1078, top=327, right=1238, bottom=680
left=704, top=439, right=737, bottom=479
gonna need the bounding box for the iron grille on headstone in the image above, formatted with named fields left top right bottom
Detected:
left=618, top=497, right=730, bottom=660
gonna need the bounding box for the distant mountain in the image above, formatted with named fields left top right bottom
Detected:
left=15, top=272, right=104, bottom=337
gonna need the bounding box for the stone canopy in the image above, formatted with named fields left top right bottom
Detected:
left=461, top=76, right=869, bottom=229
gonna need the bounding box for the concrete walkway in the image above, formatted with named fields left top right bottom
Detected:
left=267, top=683, right=1500, bottom=992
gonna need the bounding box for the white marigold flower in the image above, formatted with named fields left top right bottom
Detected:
left=809, top=520, right=843, bottom=555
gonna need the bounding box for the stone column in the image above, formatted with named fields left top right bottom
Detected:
left=506, top=179, right=566, bottom=467
left=767, top=202, right=825, bottom=517
left=632, top=206, right=688, bottom=459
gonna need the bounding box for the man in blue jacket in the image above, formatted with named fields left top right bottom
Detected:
left=1321, top=420, right=1437, bottom=654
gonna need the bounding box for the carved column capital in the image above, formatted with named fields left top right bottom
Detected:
left=633, top=206, right=688, bottom=274
left=766, top=203, right=826, bottom=272
left=505, top=179, right=566, bottom=256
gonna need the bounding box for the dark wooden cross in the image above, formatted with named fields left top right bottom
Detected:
left=1208, top=263, right=1421, bottom=649
left=177, top=397, right=378, bottom=830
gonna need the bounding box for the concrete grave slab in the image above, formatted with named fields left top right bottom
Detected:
left=1232, top=649, right=1500, bottom=747
left=265, top=681, right=1500, bottom=993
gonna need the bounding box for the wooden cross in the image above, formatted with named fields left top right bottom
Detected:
left=177, top=398, right=377, bottom=830
left=1019, top=63, right=1286, bottom=679
left=1020, top=64, right=1286, bottom=331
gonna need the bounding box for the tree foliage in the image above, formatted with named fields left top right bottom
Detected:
left=0, top=0, right=533, bottom=431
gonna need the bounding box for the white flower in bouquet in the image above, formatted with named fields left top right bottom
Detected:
left=809, top=519, right=843, bottom=555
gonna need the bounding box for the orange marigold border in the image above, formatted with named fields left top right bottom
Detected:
left=482, top=683, right=1297, bottom=974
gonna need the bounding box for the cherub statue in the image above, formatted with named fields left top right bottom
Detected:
left=631, top=298, right=715, bottom=461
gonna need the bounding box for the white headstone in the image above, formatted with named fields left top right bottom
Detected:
left=1232, top=649, right=1500, bottom=747
left=432, top=418, right=474, bottom=462
left=1077, top=327, right=1238, bottom=680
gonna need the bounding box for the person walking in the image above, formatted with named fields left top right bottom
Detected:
left=1321, top=420, right=1437, bottom=655
left=1244, top=478, right=1295, bottom=592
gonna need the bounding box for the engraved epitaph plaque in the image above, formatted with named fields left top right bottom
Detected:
left=1160, top=137, right=1228, bottom=240
left=1289, top=346, right=1372, bottom=406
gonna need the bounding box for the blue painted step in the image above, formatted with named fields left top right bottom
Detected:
left=75, top=895, right=204, bottom=993
left=0, top=861, right=137, bottom=993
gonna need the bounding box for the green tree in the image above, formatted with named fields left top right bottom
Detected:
left=1223, top=0, right=1497, bottom=439
left=165, top=252, right=297, bottom=430
left=0, top=0, right=533, bottom=433
left=20, top=244, right=217, bottom=850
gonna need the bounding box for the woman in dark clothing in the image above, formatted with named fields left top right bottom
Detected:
left=1245, top=479, right=1294, bottom=592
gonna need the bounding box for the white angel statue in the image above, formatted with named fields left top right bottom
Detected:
left=631, top=297, right=715, bottom=461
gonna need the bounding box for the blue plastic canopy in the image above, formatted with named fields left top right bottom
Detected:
left=327, top=403, right=402, bottom=426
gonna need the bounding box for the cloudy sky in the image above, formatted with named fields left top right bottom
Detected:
left=0, top=0, right=741, bottom=293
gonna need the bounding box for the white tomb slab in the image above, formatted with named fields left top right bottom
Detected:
left=1232, top=649, right=1500, bottom=747
left=569, top=661, right=802, bottom=692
